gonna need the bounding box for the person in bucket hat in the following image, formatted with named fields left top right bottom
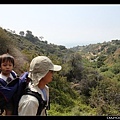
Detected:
left=18, top=56, right=62, bottom=116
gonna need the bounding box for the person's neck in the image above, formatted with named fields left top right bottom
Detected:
left=38, top=81, right=46, bottom=89
left=1, top=72, right=10, bottom=77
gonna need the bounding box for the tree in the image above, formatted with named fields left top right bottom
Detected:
left=19, top=31, right=25, bottom=36
left=39, top=36, right=44, bottom=41
left=66, top=52, right=83, bottom=82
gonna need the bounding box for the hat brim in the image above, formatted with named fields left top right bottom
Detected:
left=50, top=65, right=62, bottom=71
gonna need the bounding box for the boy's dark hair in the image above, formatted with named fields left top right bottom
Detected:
left=0, top=53, right=15, bottom=67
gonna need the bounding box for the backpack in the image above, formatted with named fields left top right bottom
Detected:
left=0, top=71, right=49, bottom=115
left=0, top=71, right=18, bottom=115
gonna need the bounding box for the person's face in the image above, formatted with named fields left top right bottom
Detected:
left=0, top=61, right=13, bottom=76
left=42, top=70, right=54, bottom=83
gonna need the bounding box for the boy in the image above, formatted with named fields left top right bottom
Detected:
left=18, top=56, right=62, bottom=116
left=0, top=53, right=17, bottom=115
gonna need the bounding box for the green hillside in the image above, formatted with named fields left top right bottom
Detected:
left=0, top=27, right=120, bottom=116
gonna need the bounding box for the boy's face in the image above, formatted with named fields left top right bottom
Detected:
left=0, top=61, right=14, bottom=76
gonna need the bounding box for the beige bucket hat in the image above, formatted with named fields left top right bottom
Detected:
left=28, top=56, right=62, bottom=86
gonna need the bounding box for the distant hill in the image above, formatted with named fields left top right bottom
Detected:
left=70, top=39, right=120, bottom=65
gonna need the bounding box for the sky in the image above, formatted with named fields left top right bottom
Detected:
left=0, top=4, right=120, bottom=48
